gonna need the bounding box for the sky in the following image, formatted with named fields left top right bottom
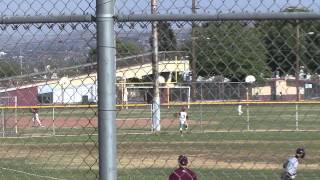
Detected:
left=113, top=0, right=320, bottom=38
left=0, top=0, right=319, bottom=16
left=115, top=0, right=320, bottom=15
left=0, top=0, right=320, bottom=50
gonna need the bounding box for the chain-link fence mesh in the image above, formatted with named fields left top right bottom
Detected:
left=1, top=0, right=320, bottom=179
left=115, top=1, right=320, bottom=180
left=0, top=1, right=99, bottom=179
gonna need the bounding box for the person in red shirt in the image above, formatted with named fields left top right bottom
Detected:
left=169, top=155, right=198, bottom=180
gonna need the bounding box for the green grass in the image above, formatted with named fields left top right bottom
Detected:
left=1, top=134, right=97, bottom=144
left=18, top=127, right=98, bottom=136
left=5, top=104, right=320, bottom=132
left=0, top=164, right=98, bottom=180
left=0, top=131, right=319, bottom=179
left=118, top=131, right=320, bottom=142
left=116, top=104, right=320, bottom=133
left=117, top=131, right=320, bottom=179
left=1, top=104, right=320, bottom=179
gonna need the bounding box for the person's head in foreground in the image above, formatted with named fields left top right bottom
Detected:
left=169, top=154, right=197, bottom=180
left=178, top=154, right=188, bottom=167
left=295, top=147, right=305, bottom=159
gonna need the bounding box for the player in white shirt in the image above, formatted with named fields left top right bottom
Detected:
left=237, top=104, right=243, bottom=116
left=177, top=107, right=188, bottom=136
left=281, top=147, right=305, bottom=180
left=237, top=99, right=243, bottom=116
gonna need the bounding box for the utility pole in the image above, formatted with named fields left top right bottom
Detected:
left=191, top=0, right=197, bottom=101
left=151, top=0, right=161, bottom=132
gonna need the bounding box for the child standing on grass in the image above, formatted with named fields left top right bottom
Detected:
left=237, top=104, right=243, bottom=116
left=31, top=108, right=44, bottom=127
left=177, top=107, right=188, bottom=136
left=237, top=99, right=243, bottom=116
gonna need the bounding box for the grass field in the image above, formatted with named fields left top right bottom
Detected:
left=0, top=131, right=319, bottom=179
left=117, top=103, right=320, bottom=132
left=0, top=103, right=320, bottom=179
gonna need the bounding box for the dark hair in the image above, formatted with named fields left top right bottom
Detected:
left=178, top=155, right=188, bottom=166
left=296, top=147, right=305, bottom=159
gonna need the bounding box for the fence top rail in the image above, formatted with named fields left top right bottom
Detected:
left=115, top=12, right=320, bottom=22
left=1, top=12, right=320, bottom=25
left=0, top=15, right=94, bottom=24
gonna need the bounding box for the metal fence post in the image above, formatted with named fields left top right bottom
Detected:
left=296, top=104, right=299, bottom=131
left=151, top=0, right=161, bottom=132
left=200, top=82, right=203, bottom=133
left=2, top=107, right=4, bottom=137
left=52, top=107, right=55, bottom=136
left=96, top=0, right=117, bottom=179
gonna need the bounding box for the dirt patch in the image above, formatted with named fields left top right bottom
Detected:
left=1, top=142, right=318, bottom=171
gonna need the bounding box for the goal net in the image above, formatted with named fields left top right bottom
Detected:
left=121, top=86, right=191, bottom=106
left=0, top=96, right=17, bottom=136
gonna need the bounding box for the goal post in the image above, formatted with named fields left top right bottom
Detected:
left=0, top=96, right=18, bottom=136
left=119, top=85, right=190, bottom=132
left=123, top=85, right=191, bottom=107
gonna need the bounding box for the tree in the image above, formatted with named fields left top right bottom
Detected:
left=88, top=39, right=141, bottom=63
left=116, top=39, right=141, bottom=58
left=193, top=22, right=271, bottom=81
left=262, top=21, right=297, bottom=76
left=150, top=21, right=177, bottom=51
left=0, top=60, right=20, bottom=78
left=86, top=39, right=141, bottom=74
left=304, top=27, right=320, bottom=74
left=261, top=7, right=320, bottom=76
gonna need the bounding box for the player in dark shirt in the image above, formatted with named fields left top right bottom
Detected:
left=169, top=155, right=198, bottom=180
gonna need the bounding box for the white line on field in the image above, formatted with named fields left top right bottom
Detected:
left=116, top=129, right=320, bottom=135
left=117, top=118, right=150, bottom=120
left=1, top=129, right=320, bottom=139
left=1, top=133, right=98, bottom=138
left=0, top=167, right=66, bottom=180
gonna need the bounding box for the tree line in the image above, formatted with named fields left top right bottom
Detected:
left=109, top=18, right=320, bottom=83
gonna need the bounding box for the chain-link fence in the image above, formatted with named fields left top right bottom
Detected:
left=1, top=0, right=320, bottom=180
left=115, top=1, right=320, bottom=180
left=0, top=0, right=99, bottom=179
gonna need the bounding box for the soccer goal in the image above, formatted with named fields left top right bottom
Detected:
left=123, top=85, right=191, bottom=106
left=0, top=96, right=18, bottom=137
